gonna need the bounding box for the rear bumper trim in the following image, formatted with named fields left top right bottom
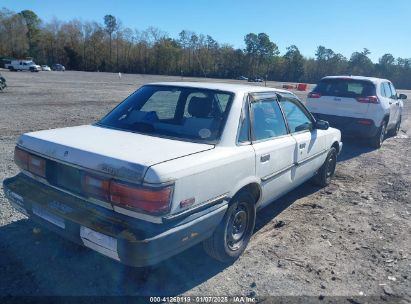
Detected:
left=312, top=113, right=379, bottom=138
left=3, top=174, right=227, bottom=267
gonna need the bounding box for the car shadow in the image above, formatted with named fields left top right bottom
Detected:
left=337, top=137, right=375, bottom=162
left=0, top=180, right=322, bottom=296
left=0, top=218, right=225, bottom=296
left=255, top=182, right=321, bottom=232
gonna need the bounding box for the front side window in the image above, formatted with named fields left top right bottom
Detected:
left=389, top=83, right=397, bottom=99
left=280, top=98, right=313, bottom=133
left=250, top=98, right=288, bottom=141
left=98, top=85, right=234, bottom=143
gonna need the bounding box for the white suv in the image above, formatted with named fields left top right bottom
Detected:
left=306, top=76, right=407, bottom=148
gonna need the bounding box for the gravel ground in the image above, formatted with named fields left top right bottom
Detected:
left=0, top=70, right=410, bottom=301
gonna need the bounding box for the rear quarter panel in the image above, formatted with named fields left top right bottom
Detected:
left=144, top=145, right=257, bottom=215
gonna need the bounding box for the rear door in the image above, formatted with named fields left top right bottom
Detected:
left=307, top=78, right=375, bottom=118
left=248, top=93, right=297, bottom=208
left=279, top=95, right=327, bottom=183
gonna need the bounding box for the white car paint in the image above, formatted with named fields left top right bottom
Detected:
left=306, top=76, right=404, bottom=131
left=15, top=82, right=342, bottom=223
left=8, top=60, right=41, bottom=72
left=18, top=125, right=214, bottom=183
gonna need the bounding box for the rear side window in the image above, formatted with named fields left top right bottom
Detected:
left=313, top=79, right=376, bottom=98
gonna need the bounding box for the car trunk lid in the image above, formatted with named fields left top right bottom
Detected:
left=17, top=124, right=214, bottom=183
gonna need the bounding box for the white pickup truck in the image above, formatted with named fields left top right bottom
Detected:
left=8, top=60, right=41, bottom=72
left=3, top=82, right=342, bottom=267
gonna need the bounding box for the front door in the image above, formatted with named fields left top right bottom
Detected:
left=279, top=96, right=327, bottom=183
left=388, top=82, right=400, bottom=125
left=382, top=82, right=397, bottom=128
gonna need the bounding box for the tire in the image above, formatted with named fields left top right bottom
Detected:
left=388, top=116, right=401, bottom=137
left=203, top=191, right=256, bottom=263
left=370, top=120, right=386, bottom=148
left=313, top=147, right=337, bottom=187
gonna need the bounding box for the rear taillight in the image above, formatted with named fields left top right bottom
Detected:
left=82, top=174, right=110, bottom=201
left=14, top=147, right=46, bottom=177
left=82, top=173, right=173, bottom=215
left=357, top=119, right=373, bottom=125
left=308, top=92, right=321, bottom=98
left=28, top=154, right=46, bottom=177
left=14, top=147, right=29, bottom=170
left=356, top=96, right=379, bottom=104
left=110, top=181, right=172, bottom=214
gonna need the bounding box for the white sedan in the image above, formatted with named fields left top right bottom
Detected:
left=41, top=65, right=51, bottom=71
left=3, top=82, right=342, bottom=266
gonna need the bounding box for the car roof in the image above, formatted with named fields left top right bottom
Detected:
left=322, top=75, right=389, bottom=84
left=148, top=81, right=293, bottom=95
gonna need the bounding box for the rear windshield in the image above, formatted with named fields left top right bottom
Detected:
left=97, top=85, right=234, bottom=144
left=313, top=78, right=376, bottom=98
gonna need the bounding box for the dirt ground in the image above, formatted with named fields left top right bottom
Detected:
left=0, top=70, right=410, bottom=301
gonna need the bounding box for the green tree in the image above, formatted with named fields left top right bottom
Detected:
left=283, top=45, right=304, bottom=81
left=19, top=10, right=41, bottom=58
left=104, top=14, right=117, bottom=65
left=349, top=48, right=374, bottom=76
left=244, top=32, right=278, bottom=76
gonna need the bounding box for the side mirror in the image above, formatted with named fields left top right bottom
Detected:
left=315, top=120, right=329, bottom=130
left=399, top=93, right=407, bottom=100
left=295, top=122, right=313, bottom=132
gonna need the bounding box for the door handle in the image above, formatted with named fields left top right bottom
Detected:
left=299, top=143, right=306, bottom=149
left=260, top=154, right=270, bottom=162
left=389, top=101, right=393, bottom=105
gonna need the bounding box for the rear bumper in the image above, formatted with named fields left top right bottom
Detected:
left=3, top=174, right=227, bottom=267
left=313, top=113, right=379, bottom=138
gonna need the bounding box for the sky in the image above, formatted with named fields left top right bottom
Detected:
left=2, top=0, right=410, bottom=62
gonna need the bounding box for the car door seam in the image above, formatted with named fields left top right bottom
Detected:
left=261, top=163, right=296, bottom=182
left=296, top=149, right=328, bottom=166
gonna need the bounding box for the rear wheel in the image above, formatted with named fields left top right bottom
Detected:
left=370, top=121, right=386, bottom=148
left=313, top=147, right=337, bottom=187
left=203, top=191, right=256, bottom=263
left=388, top=116, right=401, bottom=137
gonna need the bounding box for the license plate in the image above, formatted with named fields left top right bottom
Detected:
left=80, top=226, right=119, bottom=260
left=32, top=204, right=65, bottom=229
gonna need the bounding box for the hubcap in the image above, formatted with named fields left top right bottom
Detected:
left=380, top=124, right=386, bottom=145
left=226, top=204, right=248, bottom=251
left=326, top=154, right=336, bottom=178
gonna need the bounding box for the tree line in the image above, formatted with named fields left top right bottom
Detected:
left=1, top=8, right=410, bottom=89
